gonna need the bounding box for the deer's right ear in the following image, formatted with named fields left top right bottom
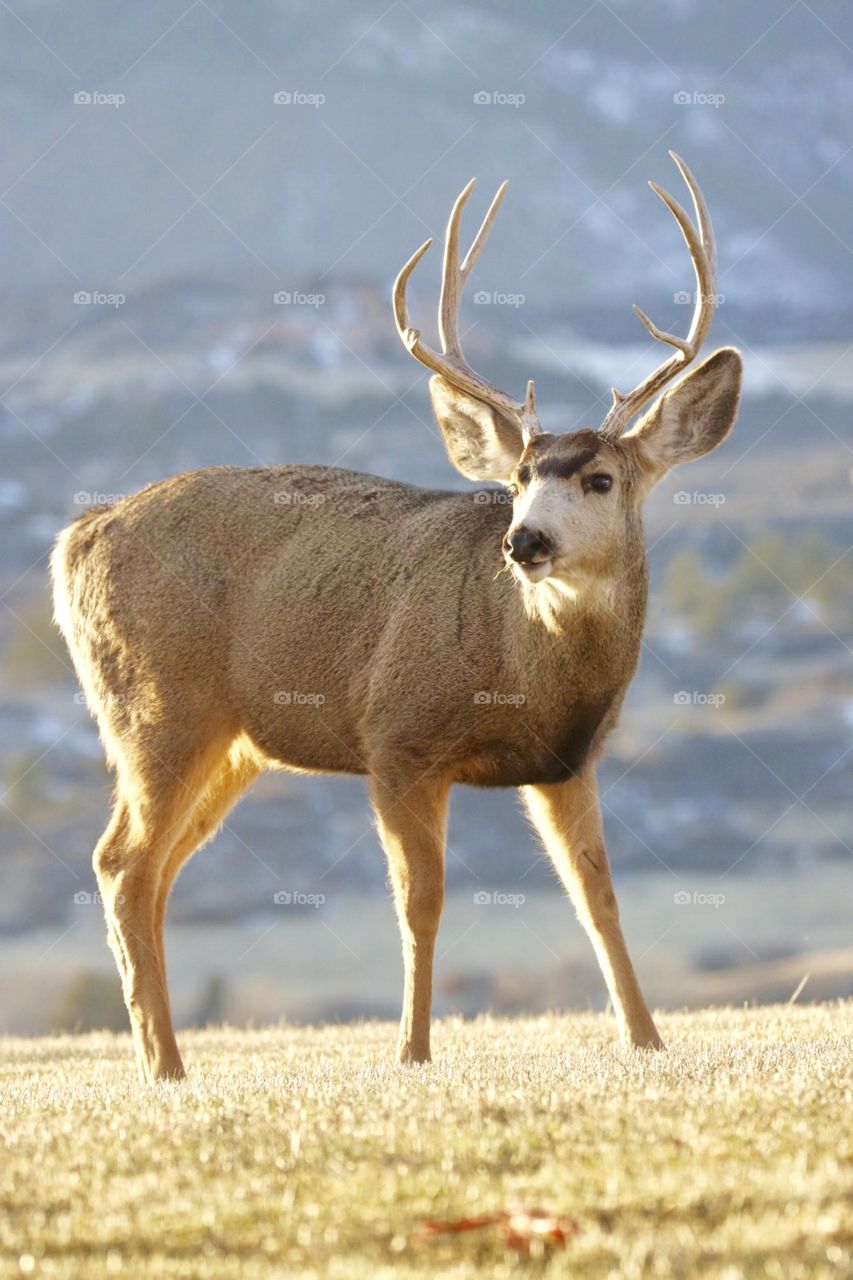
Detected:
left=429, top=375, right=525, bottom=484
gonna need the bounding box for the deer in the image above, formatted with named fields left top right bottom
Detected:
left=52, top=152, right=742, bottom=1082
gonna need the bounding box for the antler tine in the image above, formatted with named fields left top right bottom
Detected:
left=460, top=179, right=509, bottom=277
left=439, top=178, right=509, bottom=360
left=599, top=153, right=718, bottom=441
left=648, top=178, right=714, bottom=351
left=393, top=236, right=434, bottom=353
left=392, top=180, right=541, bottom=441
left=438, top=178, right=476, bottom=360
left=670, top=150, right=716, bottom=280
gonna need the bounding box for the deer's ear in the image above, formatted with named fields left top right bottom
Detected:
left=429, top=375, right=524, bottom=484
left=627, top=347, right=743, bottom=485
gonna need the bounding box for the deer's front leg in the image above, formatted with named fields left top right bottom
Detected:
left=369, top=771, right=449, bottom=1064
left=523, top=769, right=663, bottom=1050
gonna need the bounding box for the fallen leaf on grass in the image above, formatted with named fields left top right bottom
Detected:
left=414, top=1200, right=577, bottom=1255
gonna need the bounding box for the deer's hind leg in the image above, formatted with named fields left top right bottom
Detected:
left=93, top=733, right=239, bottom=1083
left=152, top=740, right=260, bottom=1020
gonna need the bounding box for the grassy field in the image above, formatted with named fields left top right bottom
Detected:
left=1, top=1005, right=850, bottom=1279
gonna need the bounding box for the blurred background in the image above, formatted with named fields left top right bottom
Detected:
left=0, top=0, right=850, bottom=1036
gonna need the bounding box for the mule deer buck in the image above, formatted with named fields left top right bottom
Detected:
left=52, top=152, right=741, bottom=1081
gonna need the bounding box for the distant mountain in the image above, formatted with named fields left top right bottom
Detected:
left=0, top=0, right=851, bottom=347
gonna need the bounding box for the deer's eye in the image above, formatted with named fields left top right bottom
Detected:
left=584, top=473, right=613, bottom=495
left=516, top=465, right=531, bottom=486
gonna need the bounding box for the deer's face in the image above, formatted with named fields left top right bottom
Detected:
left=429, top=344, right=742, bottom=591
left=395, top=159, right=743, bottom=595
left=501, top=429, right=636, bottom=586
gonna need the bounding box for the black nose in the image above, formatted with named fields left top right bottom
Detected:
left=505, top=526, right=553, bottom=564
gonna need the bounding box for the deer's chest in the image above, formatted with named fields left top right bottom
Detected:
left=453, top=688, right=619, bottom=789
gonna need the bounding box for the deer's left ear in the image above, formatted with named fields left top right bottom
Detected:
left=627, top=347, right=743, bottom=484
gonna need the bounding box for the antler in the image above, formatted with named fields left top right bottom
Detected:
left=393, top=178, right=541, bottom=442
left=599, top=151, right=718, bottom=441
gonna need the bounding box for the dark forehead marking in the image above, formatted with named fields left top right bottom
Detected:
left=537, top=443, right=600, bottom=481
left=518, top=433, right=554, bottom=460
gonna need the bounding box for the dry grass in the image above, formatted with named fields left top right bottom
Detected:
left=1, top=1004, right=851, bottom=1278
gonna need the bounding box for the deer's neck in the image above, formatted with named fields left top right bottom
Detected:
left=504, top=553, right=649, bottom=710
